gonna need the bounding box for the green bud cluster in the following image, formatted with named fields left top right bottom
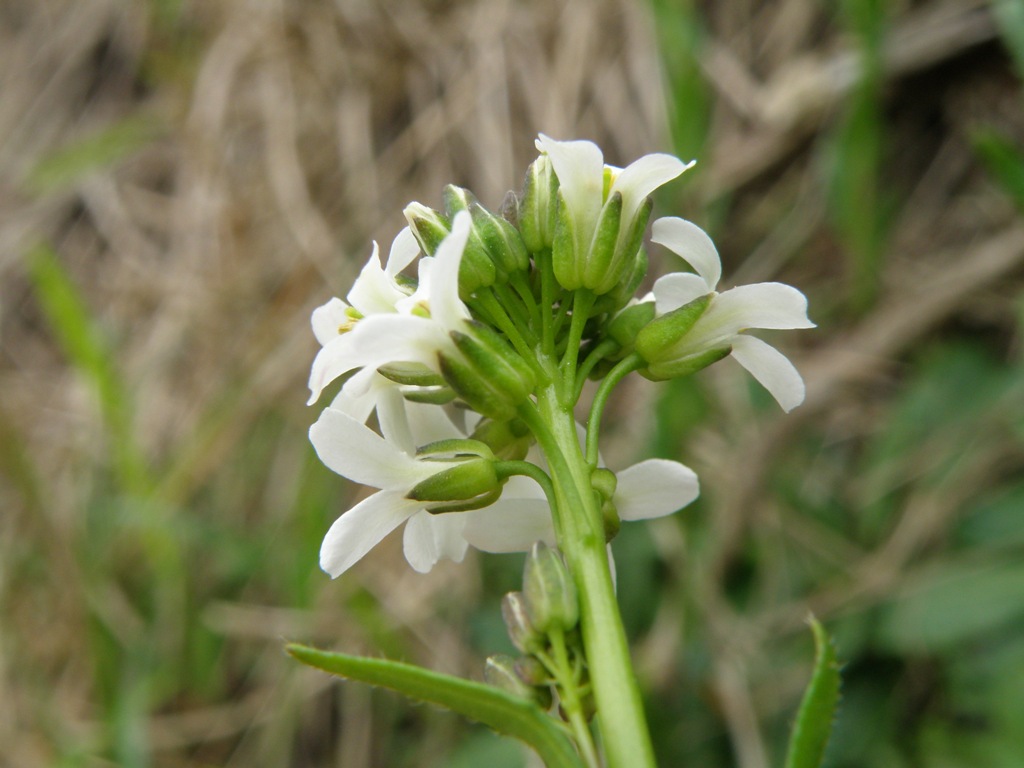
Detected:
left=405, top=184, right=529, bottom=299
left=485, top=543, right=592, bottom=720
left=438, top=320, right=536, bottom=422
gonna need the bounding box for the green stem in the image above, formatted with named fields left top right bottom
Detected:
left=574, top=338, right=619, bottom=402
left=559, top=290, right=595, bottom=399
left=538, top=629, right=601, bottom=768
left=585, top=353, right=644, bottom=468
left=518, top=389, right=657, bottom=768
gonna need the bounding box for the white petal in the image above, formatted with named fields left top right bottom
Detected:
left=375, top=386, right=415, bottom=453
left=402, top=510, right=469, bottom=573
left=462, top=475, right=554, bottom=552
left=386, top=226, right=420, bottom=276
left=347, top=242, right=408, bottom=316
left=652, top=273, right=715, bottom=314
left=703, top=283, right=815, bottom=336
left=307, top=334, right=360, bottom=405
left=306, top=315, right=443, bottom=406
left=536, top=134, right=604, bottom=239
left=729, top=334, right=806, bottom=412
left=611, top=155, right=692, bottom=230
left=616, top=459, right=699, bottom=521
left=330, top=372, right=392, bottom=423
left=651, top=216, right=720, bottom=290
left=430, top=212, right=473, bottom=331
left=320, top=491, right=422, bottom=577
left=311, top=297, right=351, bottom=346
left=463, top=499, right=556, bottom=553
left=309, top=407, right=432, bottom=489
left=404, top=400, right=464, bottom=446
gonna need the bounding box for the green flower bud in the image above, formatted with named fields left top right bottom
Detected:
left=484, top=654, right=535, bottom=700
left=403, top=202, right=450, bottom=256
left=514, top=656, right=551, bottom=688
left=406, top=193, right=497, bottom=297
left=439, top=321, right=536, bottom=421
left=470, top=417, right=533, bottom=461
left=502, top=591, right=545, bottom=654
left=523, top=542, right=579, bottom=635
left=519, top=154, right=559, bottom=253
left=635, top=293, right=732, bottom=380
left=470, top=201, right=529, bottom=278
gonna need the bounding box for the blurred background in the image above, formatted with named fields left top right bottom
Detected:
left=3, top=0, right=1024, bottom=766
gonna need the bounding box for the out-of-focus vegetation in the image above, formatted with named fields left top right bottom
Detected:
left=2, top=1, right=1024, bottom=766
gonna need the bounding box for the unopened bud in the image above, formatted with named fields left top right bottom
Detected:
left=470, top=201, right=529, bottom=277
left=484, top=654, right=534, bottom=700
left=502, top=591, right=545, bottom=654
left=519, top=155, right=559, bottom=253
left=523, top=542, right=578, bottom=634
left=403, top=202, right=450, bottom=256
left=439, top=321, right=536, bottom=421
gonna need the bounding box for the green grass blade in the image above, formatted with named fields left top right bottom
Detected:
left=27, top=115, right=162, bottom=194
left=28, top=244, right=149, bottom=493
left=972, top=128, right=1024, bottom=210
left=784, top=618, right=842, bottom=768
left=287, top=643, right=584, bottom=768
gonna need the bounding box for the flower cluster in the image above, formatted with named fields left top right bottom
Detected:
left=307, top=134, right=813, bottom=577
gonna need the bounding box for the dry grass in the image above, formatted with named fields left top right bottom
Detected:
left=2, top=0, right=1024, bottom=766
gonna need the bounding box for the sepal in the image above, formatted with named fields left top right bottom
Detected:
left=519, top=154, right=559, bottom=253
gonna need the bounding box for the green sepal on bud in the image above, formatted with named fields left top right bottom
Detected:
left=377, top=362, right=457, bottom=404
left=403, top=202, right=450, bottom=256
left=549, top=190, right=624, bottom=295
left=470, top=202, right=529, bottom=277
left=502, top=591, right=545, bottom=654
left=407, top=438, right=500, bottom=512
left=634, top=293, right=732, bottom=380
left=519, top=154, right=559, bottom=253
left=608, top=301, right=656, bottom=349
left=523, top=542, right=579, bottom=635
left=439, top=321, right=536, bottom=421
left=377, top=362, right=447, bottom=388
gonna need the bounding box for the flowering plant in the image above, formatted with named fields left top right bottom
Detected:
left=288, top=136, right=837, bottom=768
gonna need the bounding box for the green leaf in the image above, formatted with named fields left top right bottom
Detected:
left=784, top=618, right=842, bottom=768
left=876, top=560, right=1024, bottom=652
left=286, top=644, right=583, bottom=768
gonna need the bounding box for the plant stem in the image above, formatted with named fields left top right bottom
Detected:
left=519, top=388, right=657, bottom=768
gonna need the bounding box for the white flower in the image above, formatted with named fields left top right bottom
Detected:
left=307, top=227, right=419, bottom=405
left=649, top=216, right=815, bottom=412
left=536, top=134, right=694, bottom=292
left=312, top=390, right=484, bottom=576
left=307, top=213, right=474, bottom=408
